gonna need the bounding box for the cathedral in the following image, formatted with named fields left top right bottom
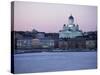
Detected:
left=59, top=15, right=83, bottom=38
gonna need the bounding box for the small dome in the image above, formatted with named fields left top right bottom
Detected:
left=32, top=29, right=38, bottom=33
left=69, top=15, right=74, bottom=19
left=63, top=24, right=66, bottom=26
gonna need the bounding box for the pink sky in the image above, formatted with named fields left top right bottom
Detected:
left=14, top=1, right=97, bottom=33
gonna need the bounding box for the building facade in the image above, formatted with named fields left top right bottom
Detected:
left=16, top=39, right=33, bottom=49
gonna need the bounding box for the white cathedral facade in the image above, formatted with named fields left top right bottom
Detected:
left=59, top=15, right=83, bottom=38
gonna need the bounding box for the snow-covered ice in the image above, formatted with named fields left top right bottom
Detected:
left=14, top=52, right=97, bottom=73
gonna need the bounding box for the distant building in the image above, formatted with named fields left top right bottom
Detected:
left=59, top=38, right=86, bottom=50
left=86, top=40, right=97, bottom=49
left=45, top=33, right=59, bottom=39
left=59, top=39, right=68, bottom=49
left=32, top=39, right=41, bottom=48
left=16, top=39, right=33, bottom=49
left=36, top=32, right=45, bottom=39
left=59, top=15, right=83, bottom=38
left=32, top=29, right=38, bottom=33
left=15, top=33, right=23, bottom=39
left=39, top=38, right=54, bottom=49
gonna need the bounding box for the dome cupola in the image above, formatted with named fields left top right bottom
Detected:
left=68, top=14, right=74, bottom=25
left=69, top=14, right=74, bottom=20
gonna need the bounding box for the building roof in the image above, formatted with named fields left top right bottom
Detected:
left=69, top=15, right=74, bottom=19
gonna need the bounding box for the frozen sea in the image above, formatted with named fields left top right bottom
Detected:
left=14, top=52, right=97, bottom=74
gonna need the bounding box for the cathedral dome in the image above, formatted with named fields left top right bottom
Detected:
left=69, top=15, right=74, bottom=20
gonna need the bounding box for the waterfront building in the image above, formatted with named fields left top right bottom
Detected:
left=36, top=32, right=45, bottom=39
left=16, top=39, right=33, bottom=49
left=39, top=38, right=54, bottom=49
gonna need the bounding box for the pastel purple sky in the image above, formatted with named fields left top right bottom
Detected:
left=14, top=1, right=97, bottom=33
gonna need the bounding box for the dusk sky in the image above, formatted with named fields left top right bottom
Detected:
left=14, top=1, right=97, bottom=33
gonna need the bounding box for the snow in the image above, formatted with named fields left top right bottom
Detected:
left=14, top=52, right=97, bottom=74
